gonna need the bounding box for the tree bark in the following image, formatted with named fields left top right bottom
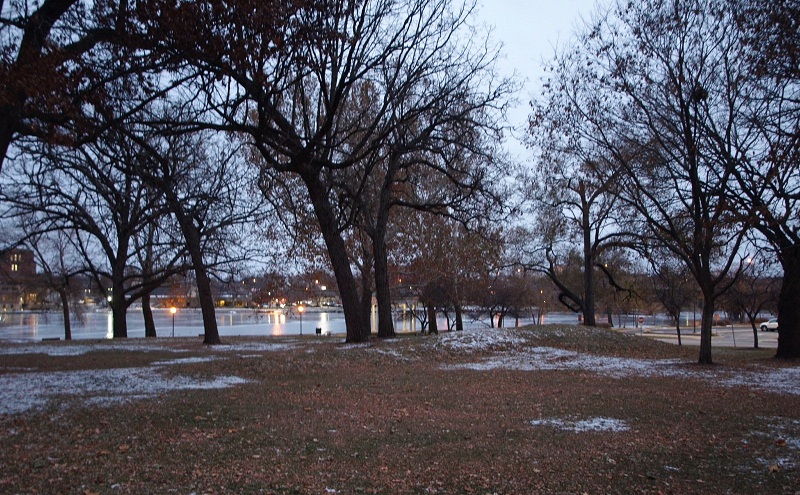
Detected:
left=142, top=292, right=157, bottom=338
left=698, top=295, right=715, bottom=364
left=59, top=287, right=72, bottom=341
left=776, top=245, right=800, bottom=358
left=427, top=303, right=438, bottom=334
left=0, top=116, right=14, bottom=173
left=359, top=259, right=373, bottom=337
left=455, top=303, right=464, bottom=331
left=173, top=209, right=220, bottom=345
left=304, top=173, right=370, bottom=342
left=109, top=259, right=128, bottom=338
left=373, top=230, right=395, bottom=338
left=582, top=203, right=597, bottom=326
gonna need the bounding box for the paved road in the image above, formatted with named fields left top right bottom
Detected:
left=621, top=324, right=779, bottom=349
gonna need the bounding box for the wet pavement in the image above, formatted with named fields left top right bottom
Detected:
left=621, top=324, right=779, bottom=348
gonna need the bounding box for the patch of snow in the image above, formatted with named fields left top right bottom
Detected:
left=0, top=366, right=251, bottom=416
left=530, top=416, right=630, bottom=433
left=0, top=342, right=187, bottom=357
left=444, top=346, right=800, bottom=396
left=211, top=342, right=300, bottom=353
left=154, top=356, right=219, bottom=366
left=720, top=367, right=800, bottom=395
left=444, top=346, right=684, bottom=378
left=437, top=328, right=527, bottom=351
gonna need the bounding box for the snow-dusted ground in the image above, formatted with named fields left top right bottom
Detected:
left=530, top=417, right=630, bottom=433
left=437, top=328, right=800, bottom=396
left=2, top=328, right=799, bottom=419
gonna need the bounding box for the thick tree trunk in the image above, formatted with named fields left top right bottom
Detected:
left=142, top=292, right=157, bottom=338
left=455, top=303, right=463, bottom=331
left=59, top=288, right=71, bottom=341
left=0, top=116, right=13, bottom=173
left=111, top=297, right=128, bottom=338
left=109, top=267, right=128, bottom=338
left=373, top=232, right=395, bottom=338
left=359, top=262, right=373, bottom=336
left=751, top=321, right=760, bottom=350
left=674, top=323, right=682, bottom=346
left=776, top=246, right=800, bottom=358
left=582, top=202, right=596, bottom=326
left=174, top=211, right=220, bottom=345
left=304, top=174, right=370, bottom=342
left=427, top=304, right=438, bottom=334
left=698, top=296, right=714, bottom=364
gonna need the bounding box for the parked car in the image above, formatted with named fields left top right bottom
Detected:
left=760, top=318, right=779, bottom=332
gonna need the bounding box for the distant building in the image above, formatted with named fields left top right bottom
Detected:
left=0, top=249, right=37, bottom=311
left=0, top=249, right=36, bottom=279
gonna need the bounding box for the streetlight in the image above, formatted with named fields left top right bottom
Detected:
left=170, top=307, right=177, bottom=337
left=297, top=305, right=304, bottom=336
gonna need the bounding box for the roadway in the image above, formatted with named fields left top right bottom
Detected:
left=621, top=324, right=779, bottom=349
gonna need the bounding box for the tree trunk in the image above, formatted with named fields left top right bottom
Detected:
left=0, top=116, right=13, bottom=174
left=304, top=173, right=370, bottom=342
left=582, top=198, right=596, bottom=326
left=427, top=303, right=438, bottom=334
left=142, top=292, right=157, bottom=338
left=698, top=296, right=714, bottom=364
left=174, top=210, right=221, bottom=345
left=373, top=231, right=395, bottom=338
left=59, top=288, right=72, bottom=341
left=455, top=303, right=463, bottom=331
left=776, top=245, right=800, bottom=358
left=111, top=296, right=128, bottom=338
left=359, top=263, right=373, bottom=337
left=109, top=268, right=128, bottom=338
left=674, top=323, right=682, bottom=346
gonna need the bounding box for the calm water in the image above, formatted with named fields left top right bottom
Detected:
left=0, top=307, right=589, bottom=341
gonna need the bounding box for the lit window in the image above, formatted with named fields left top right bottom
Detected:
left=11, top=264, right=18, bottom=272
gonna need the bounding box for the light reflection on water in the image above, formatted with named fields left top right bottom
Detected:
left=0, top=307, right=587, bottom=341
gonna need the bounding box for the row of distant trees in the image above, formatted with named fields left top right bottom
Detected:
left=519, top=0, right=800, bottom=363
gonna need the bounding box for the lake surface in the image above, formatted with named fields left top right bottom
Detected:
left=0, top=307, right=591, bottom=341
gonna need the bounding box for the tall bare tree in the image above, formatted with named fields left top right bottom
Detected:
left=730, top=0, right=800, bottom=358
left=531, top=0, right=752, bottom=364
left=145, top=0, right=511, bottom=342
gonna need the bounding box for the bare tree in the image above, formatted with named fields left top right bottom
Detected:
left=532, top=0, right=751, bottom=364
left=0, top=129, right=187, bottom=338
left=146, top=0, right=511, bottom=342
left=519, top=152, right=631, bottom=326
left=723, top=256, right=780, bottom=349
left=730, top=0, right=800, bottom=358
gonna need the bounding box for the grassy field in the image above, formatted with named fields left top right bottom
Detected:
left=0, top=326, right=798, bottom=494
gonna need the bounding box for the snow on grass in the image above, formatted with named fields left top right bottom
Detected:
left=0, top=360, right=250, bottom=416
left=439, top=330, right=800, bottom=396
left=153, top=356, right=220, bottom=366
left=211, top=342, right=300, bottom=353
left=0, top=342, right=188, bottom=357
left=720, top=367, right=800, bottom=395
left=444, top=346, right=685, bottom=379
left=530, top=417, right=630, bottom=433
left=437, top=328, right=526, bottom=351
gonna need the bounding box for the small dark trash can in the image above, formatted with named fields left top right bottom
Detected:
left=315, top=327, right=322, bottom=335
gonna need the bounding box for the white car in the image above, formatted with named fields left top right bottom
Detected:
left=760, top=318, right=779, bottom=332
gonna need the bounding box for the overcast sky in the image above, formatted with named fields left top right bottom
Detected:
left=476, top=0, right=602, bottom=160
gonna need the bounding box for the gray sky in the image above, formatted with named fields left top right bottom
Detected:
left=476, top=0, right=601, bottom=160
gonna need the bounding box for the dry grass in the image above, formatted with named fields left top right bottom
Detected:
left=1, top=325, right=798, bottom=494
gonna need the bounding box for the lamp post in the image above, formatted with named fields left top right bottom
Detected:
left=170, top=307, right=177, bottom=337
left=298, top=305, right=304, bottom=336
